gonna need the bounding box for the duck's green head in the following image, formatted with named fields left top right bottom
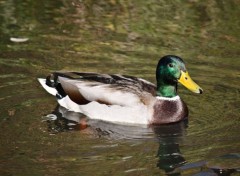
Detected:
left=156, top=55, right=203, bottom=97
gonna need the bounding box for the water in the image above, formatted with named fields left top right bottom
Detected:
left=0, top=0, right=240, bottom=175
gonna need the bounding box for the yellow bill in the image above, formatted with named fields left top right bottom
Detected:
left=178, top=71, right=203, bottom=94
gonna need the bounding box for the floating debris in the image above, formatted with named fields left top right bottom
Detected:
left=10, top=37, right=29, bottom=43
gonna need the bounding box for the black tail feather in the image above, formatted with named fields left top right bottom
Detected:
left=46, top=74, right=67, bottom=99
left=46, top=75, right=55, bottom=87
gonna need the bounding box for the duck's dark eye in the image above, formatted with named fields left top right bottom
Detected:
left=168, top=63, right=173, bottom=68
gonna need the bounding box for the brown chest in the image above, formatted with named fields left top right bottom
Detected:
left=151, top=99, right=188, bottom=124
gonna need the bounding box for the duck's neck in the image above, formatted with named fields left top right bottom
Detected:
left=156, top=82, right=177, bottom=98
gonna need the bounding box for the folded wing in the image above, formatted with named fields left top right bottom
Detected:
left=52, top=72, right=156, bottom=107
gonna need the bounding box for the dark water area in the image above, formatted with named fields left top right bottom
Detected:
left=0, top=0, right=240, bottom=175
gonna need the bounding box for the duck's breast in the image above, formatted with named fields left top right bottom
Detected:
left=150, top=97, right=188, bottom=124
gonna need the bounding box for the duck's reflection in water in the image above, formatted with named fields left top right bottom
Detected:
left=152, top=121, right=188, bottom=176
left=43, top=105, right=239, bottom=176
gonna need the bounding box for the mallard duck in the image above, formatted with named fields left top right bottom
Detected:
left=38, top=55, right=203, bottom=125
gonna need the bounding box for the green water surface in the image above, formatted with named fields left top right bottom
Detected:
left=0, top=0, right=240, bottom=175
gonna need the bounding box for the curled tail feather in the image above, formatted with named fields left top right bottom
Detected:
left=38, top=74, right=66, bottom=99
